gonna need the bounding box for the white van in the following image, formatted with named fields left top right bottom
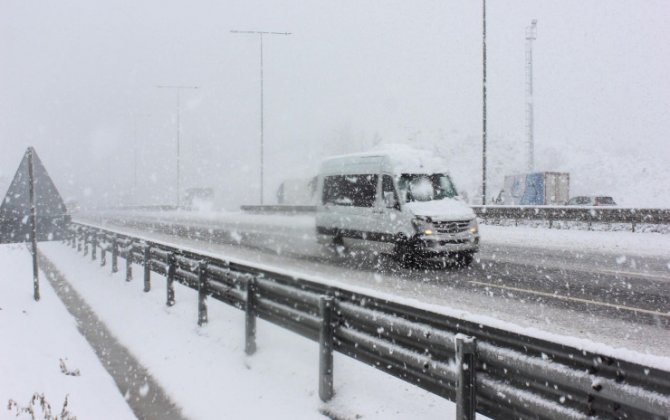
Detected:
left=315, top=147, right=479, bottom=266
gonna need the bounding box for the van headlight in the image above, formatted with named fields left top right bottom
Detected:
left=468, top=218, right=479, bottom=235
left=413, top=217, right=435, bottom=236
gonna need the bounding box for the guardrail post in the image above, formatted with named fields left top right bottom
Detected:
left=245, top=277, right=257, bottom=355
left=197, top=262, right=208, bottom=326
left=143, top=245, right=151, bottom=292
left=77, top=234, right=82, bottom=252
left=91, top=233, right=97, bottom=261
left=111, top=236, right=118, bottom=273
left=319, top=295, right=335, bottom=402
left=166, top=253, right=176, bottom=306
left=125, top=244, right=133, bottom=282
left=455, top=335, right=477, bottom=420
left=71, top=229, right=77, bottom=248
left=83, top=234, right=88, bottom=257
left=100, top=244, right=106, bottom=267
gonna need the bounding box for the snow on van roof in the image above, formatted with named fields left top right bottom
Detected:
left=322, top=144, right=449, bottom=174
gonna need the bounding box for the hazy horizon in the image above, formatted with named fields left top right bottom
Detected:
left=2, top=0, right=669, bottom=208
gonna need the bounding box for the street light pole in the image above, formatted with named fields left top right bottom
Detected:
left=525, top=19, right=538, bottom=173
left=231, top=30, right=292, bottom=205
left=156, top=85, right=199, bottom=208
left=481, top=0, right=488, bottom=205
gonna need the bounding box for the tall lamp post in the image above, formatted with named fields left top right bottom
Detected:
left=230, top=30, right=292, bottom=205
left=156, top=85, right=199, bottom=208
left=525, top=19, right=538, bottom=173
left=481, top=0, right=488, bottom=205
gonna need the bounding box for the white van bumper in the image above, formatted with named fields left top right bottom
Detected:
left=412, top=231, right=480, bottom=256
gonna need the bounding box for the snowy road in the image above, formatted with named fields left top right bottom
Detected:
left=75, top=211, right=670, bottom=357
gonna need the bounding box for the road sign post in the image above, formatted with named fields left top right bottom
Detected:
left=27, top=149, right=40, bottom=301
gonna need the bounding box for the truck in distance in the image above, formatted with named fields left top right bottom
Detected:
left=500, top=172, right=570, bottom=206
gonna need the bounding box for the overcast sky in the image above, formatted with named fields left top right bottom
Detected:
left=1, top=0, right=668, bottom=207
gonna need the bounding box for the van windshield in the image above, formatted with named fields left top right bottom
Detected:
left=397, top=174, right=458, bottom=202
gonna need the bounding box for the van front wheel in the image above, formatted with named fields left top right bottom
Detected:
left=331, top=233, right=347, bottom=256
left=456, top=252, right=474, bottom=267
left=394, top=236, right=419, bottom=268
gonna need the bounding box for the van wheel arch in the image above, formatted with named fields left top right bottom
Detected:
left=393, top=233, right=418, bottom=267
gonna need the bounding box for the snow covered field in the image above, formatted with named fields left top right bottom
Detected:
left=0, top=244, right=135, bottom=420
left=3, top=242, right=478, bottom=419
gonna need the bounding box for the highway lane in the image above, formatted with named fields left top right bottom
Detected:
left=74, top=213, right=670, bottom=355
left=78, top=212, right=670, bottom=321
left=317, top=246, right=670, bottom=326
left=481, top=242, right=670, bottom=282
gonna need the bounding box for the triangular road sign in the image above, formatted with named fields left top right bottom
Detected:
left=0, top=147, right=70, bottom=244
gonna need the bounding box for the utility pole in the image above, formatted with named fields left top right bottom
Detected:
left=525, top=19, right=538, bottom=173
left=482, top=0, right=488, bottom=205
left=230, top=30, right=292, bottom=205
left=156, top=85, right=199, bottom=208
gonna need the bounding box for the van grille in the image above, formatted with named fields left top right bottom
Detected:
left=433, top=220, right=470, bottom=234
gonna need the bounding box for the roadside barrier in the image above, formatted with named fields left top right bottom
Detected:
left=240, top=204, right=670, bottom=232
left=472, top=206, right=670, bottom=232
left=67, top=221, right=670, bottom=419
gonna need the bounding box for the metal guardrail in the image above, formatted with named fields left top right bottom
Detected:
left=472, top=206, right=670, bottom=232
left=104, top=205, right=180, bottom=212
left=240, top=205, right=318, bottom=214
left=65, top=221, right=670, bottom=419
left=238, top=205, right=670, bottom=232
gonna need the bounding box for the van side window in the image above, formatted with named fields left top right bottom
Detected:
left=381, top=175, right=400, bottom=209
left=323, top=175, right=378, bottom=207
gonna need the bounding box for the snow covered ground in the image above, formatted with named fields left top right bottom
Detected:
left=0, top=244, right=135, bottom=420
left=3, top=242, right=481, bottom=419
left=480, top=224, right=670, bottom=258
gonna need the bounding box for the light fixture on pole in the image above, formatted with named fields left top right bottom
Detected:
left=156, top=85, right=199, bottom=208
left=230, top=30, right=292, bottom=205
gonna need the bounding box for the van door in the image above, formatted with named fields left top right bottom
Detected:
left=370, top=174, right=404, bottom=253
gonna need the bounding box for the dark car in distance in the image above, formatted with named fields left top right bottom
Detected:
left=567, top=196, right=617, bottom=206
